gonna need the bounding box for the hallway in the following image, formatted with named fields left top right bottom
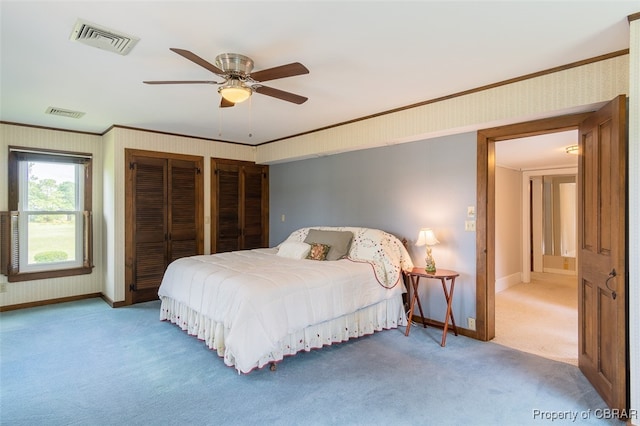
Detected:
left=492, top=272, right=578, bottom=365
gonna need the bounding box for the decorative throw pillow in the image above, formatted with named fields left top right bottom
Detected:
left=304, top=229, right=353, bottom=260
left=306, top=243, right=331, bottom=261
left=277, top=241, right=311, bottom=259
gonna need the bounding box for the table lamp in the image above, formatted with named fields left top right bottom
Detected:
left=416, top=228, right=439, bottom=273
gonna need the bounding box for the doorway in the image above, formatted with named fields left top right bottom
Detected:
left=491, top=133, right=579, bottom=364
left=474, top=112, right=591, bottom=341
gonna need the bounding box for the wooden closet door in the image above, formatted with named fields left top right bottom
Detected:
left=168, top=159, right=200, bottom=262
left=214, top=161, right=242, bottom=253
left=131, top=156, right=168, bottom=302
left=126, top=150, right=204, bottom=305
left=211, top=159, right=268, bottom=253
left=242, top=164, right=269, bottom=250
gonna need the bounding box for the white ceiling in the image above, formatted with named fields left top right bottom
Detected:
left=495, top=130, right=579, bottom=171
left=1, top=1, right=637, bottom=168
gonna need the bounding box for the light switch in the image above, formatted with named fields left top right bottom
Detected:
left=467, top=206, right=475, bottom=218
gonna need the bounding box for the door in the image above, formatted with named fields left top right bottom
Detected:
left=125, top=150, right=204, bottom=305
left=241, top=164, right=269, bottom=250
left=213, top=161, right=242, bottom=253
left=578, top=95, right=627, bottom=410
left=168, top=159, right=200, bottom=261
left=211, top=159, right=269, bottom=253
left=130, top=156, right=168, bottom=303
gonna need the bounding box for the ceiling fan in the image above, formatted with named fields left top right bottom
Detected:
left=144, top=48, right=309, bottom=108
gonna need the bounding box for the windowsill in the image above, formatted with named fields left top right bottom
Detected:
left=7, top=266, right=93, bottom=282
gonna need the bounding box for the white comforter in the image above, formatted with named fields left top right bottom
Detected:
left=158, top=248, right=404, bottom=373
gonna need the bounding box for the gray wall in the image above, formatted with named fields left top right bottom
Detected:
left=269, top=132, right=478, bottom=324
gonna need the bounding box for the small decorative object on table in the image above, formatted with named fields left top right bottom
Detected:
left=415, top=228, right=439, bottom=273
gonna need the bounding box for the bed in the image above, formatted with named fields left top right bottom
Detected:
left=158, top=226, right=414, bottom=373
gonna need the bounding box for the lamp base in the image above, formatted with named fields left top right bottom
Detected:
left=425, top=254, right=436, bottom=274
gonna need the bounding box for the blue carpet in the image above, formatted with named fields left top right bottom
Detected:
left=0, top=298, right=622, bottom=425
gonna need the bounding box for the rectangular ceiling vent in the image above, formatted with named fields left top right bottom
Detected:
left=45, top=107, right=85, bottom=119
left=70, top=19, right=139, bottom=56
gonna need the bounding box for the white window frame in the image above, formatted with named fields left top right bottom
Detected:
left=17, top=160, right=86, bottom=273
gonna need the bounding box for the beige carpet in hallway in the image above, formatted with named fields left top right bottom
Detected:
left=492, top=272, right=578, bottom=365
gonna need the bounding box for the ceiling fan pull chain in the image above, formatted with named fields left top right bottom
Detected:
left=249, top=96, right=253, bottom=138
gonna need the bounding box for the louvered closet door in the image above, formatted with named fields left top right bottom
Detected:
left=214, top=162, right=241, bottom=253
left=242, top=164, right=268, bottom=249
left=168, top=159, right=199, bottom=262
left=132, top=157, right=168, bottom=292
left=212, top=159, right=269, bottom=253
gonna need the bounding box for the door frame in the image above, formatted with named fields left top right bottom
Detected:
left=475, top=111, right=592, bottom=341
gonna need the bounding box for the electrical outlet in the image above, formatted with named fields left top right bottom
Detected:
left=467, top=317, right=476, bottom=331
left=0, top=283, right=7, bottom=293
left=465, top=220, right=476, bottom=232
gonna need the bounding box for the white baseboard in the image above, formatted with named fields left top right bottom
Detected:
left=496, top=272, right=523, bottom=293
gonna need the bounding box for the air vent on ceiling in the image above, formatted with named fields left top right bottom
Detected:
left=45, top=107, right=85, bottom=119
left=69, top=19, right=139, bottom=56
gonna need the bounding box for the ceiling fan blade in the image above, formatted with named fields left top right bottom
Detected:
left=220, top=97, right=235, bottom=108
left=250, top=62, right=309, bottom=82
left=254, top=85, right=308, bottom=104
left=143, top=80, right=219, bottom=85
left=169, top=48, right=225, bottom=75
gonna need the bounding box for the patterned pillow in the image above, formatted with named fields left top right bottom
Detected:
left=306, top=243, right=331, bottom=261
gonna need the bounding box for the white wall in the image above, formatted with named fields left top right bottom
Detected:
left=494, top=166, right=522, bottom=292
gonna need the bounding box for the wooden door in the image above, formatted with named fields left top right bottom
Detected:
left=241, top=164, right=269, bottom=249
left=578, top=95, right=627, bottom=410
left=211, top=159, right=269, bottom=253
left=168, top=159, right=200, bottom=262
left=126, top=150, right=204, bottom=305
left=130, top=156, right=168, bottom=303
left=213, top=161, right=242, bottom=253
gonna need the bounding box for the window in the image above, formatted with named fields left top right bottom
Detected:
left=1, top=147, right=93, bottom=282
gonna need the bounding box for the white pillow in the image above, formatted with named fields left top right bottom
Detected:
left=277, top=241, right=311, bottom=259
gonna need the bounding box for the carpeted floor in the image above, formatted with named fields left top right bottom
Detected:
left=0, top=297, right=621, bottom=426
left=493, top=272, right=578, bottom=366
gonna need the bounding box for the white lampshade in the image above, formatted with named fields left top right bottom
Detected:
left=218, top=80, right=252, bottom=104
left=416, top=228, right=439, bottom=246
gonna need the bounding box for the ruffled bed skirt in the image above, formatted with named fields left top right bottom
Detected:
left=159, top=295, right=408, bottom=373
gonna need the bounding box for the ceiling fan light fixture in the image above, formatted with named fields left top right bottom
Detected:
left=219, top=79, right=252, bottom=104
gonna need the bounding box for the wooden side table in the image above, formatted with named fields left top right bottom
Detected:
left=404, top=267, right=460, bottom=347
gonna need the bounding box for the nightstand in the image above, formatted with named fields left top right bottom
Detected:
left=404, top=267, right=460, bottom=346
